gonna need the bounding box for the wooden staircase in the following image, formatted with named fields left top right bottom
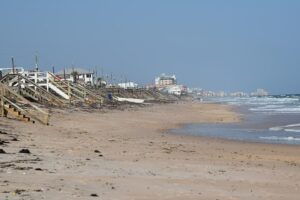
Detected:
left=19, top=86, right=40, bottom=102
left=1, top=96, right=34, bottom=123
left=1, top=73, right=66, bottom=107
left=48, top=72, right=103, bottom=105
left=0, top=82, right=50, bottom=125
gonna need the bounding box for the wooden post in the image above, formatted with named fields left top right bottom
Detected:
left=68, top=82, right=71, bottom=104
left=44, top=113, right=50, bottom=125
left=0, top=86, right=4, bottom=117
left=11, top=57, right=15, bottom=74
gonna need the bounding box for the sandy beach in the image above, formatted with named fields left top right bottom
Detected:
left=1, top=102, right=300, bottom=200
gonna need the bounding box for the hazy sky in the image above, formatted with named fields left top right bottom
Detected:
left=1, top=0, right=299, bottom=94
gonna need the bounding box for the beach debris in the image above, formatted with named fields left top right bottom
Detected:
left=0, top=163, right=15, bottom=168
left=94, top=149, right=103, bottom=157
left=218, top=169, right=226, bottom=173
left=0, top=130, right=8, bottom=135
left=114, top=97, right=145, bottom=104
left=19, top=149, right=31, bottom=154
left=14, top=189, right=26, bottom=195
left=14, top=166, right=33, bottom=170
left=35, top=168, right=43, bottom=171
left=0, top=140, right=10, bottom=145
left=90, top=193, right=98, bottom=197
left=147, top=170, right=157, bottom=176
left=285, top=160, right=298, bottom=167
left=0, top=149, right=6, bottom=154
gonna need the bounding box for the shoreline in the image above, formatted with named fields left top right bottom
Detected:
left=1, top=101, right=300, bottom=199
left=171, top=102, right=300, bottom=147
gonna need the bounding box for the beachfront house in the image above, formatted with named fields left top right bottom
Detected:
left=56, top=68, right=95, bottom=86
left=153, top=73, right=187, bottom=96
left=162, top=85, right=187, bottom=96
left=155, top=74, right=177, bottom=87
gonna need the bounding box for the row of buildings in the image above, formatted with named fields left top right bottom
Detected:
left=0, top=64, right=188, bottom=96
left=189, top=88, right=268, bottom=97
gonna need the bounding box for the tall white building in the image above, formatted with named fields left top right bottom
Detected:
left=155, top=73, right=177, bottom=86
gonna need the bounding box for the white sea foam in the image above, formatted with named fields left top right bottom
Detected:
left=250, top=106, right=300, bottom=114
left=215, top=96, right=300, bottom=114
left=269, top=126, right=284, bottom=131
left=269, top=123, right=300, bottom=132
left=285, top=123, right=300, bottom=128
left=284, top=129, right=300, bottom=133
left=260, top=136, right=300, bottom=141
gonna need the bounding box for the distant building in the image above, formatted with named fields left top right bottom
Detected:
left=163, top=85, right=182, bottom=96
left=251, top=88, right=268, bottom=97
left=230, top=92, right=248, bottom=97
left=153, top=73, right=188, bottom=96
left=56, top=68, right=94, bottom=86
left=155, top=74, right=176, bottom=87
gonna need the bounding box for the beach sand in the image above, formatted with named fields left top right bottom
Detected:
left=1, top=102, right=300, bottom=200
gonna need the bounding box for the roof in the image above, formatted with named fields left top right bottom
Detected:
left=56, top=68, right=93, bottom=75
left=156, top=73, right=176, bottom=80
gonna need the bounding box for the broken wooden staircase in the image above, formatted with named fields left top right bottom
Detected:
left=0, top=82, right=50, bottom=125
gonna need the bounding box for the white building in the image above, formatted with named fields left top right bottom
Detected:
left=56, top=68, right=94, bottom=86
left=118, top=82, right=138, bottom=89
left=163, top=85, right=187, bottom=96
left=251, top=88, right=268, bottom=97
left=155, top=74, right=177, bottom=87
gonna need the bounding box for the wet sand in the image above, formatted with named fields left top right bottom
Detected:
left=1, top=102, right=300, bottom=200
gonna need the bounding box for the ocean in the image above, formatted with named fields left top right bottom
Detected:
left=171, top=95, right=300, bottom=145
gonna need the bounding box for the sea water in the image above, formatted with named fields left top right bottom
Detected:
left=171, top=95, right=300, bottom=145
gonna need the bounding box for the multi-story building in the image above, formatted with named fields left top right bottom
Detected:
left=155, top=74, right=177, bottom=87
left=251, top=88, right=268, bottom=97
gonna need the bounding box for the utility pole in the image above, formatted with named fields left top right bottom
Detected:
left=52, top=65, right=55, bottom=74
left=11, top=57, right=15, bottom=74
left=35, top=54, right=39, bottom=72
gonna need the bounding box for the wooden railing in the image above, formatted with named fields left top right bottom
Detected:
left=1, top=73, right=66, bottom=106
left=48, top=72, right=103, bottom=104
left=0, top=82, right=50, bottom=125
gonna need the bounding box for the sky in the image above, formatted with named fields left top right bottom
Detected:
left=0, top=0, right=299, bottom=94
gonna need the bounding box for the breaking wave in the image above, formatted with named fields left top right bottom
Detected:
left=269, top=123, right=300, bottom=133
